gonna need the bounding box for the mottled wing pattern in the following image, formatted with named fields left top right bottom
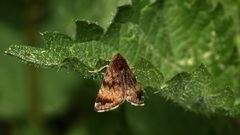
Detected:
left=94, top=58, right=125, bottom=112
left=94, top=53, right=144, bottom=112
left=94, top=85, right=124, bottom=112
left=124, top=69, right=144, bottom=106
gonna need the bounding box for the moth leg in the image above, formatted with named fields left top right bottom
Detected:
left=88, top=65, right=109, bottom=73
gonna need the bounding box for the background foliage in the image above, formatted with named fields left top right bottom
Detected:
left=1, top=0, right=240, bottom=135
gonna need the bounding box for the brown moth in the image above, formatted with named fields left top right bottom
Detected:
left=94, top=53, right=144, bottom=112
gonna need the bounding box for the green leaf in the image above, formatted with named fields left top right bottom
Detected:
left=42, top=32, right=73, bottom=49
left=75, top=20, right=104, bottom=42
left=5, top=45, right=56, bottom=67
left=4, top=0, right=240, bottom=117
left=158, top=65, right=239, bottom=117
left=5, top=40, right=114, bottom=78
left=134, top=57, right=164, bottom=91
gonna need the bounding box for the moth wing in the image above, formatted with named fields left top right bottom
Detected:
left=94, top=53, right=144, bottom=112
left=94, top=76, right=125, bottom=112
left=125, top=71, right=144, bottom=106
left=125, top=84, right=144, bottom=106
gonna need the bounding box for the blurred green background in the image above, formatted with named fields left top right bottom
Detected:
left=0, top=0, right=239, bottom=135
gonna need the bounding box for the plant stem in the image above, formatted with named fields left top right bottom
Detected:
left=23, top=0, right=46, bottom=132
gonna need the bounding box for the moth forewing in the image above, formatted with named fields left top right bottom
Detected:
left=94, top=53, right=144, bottom=112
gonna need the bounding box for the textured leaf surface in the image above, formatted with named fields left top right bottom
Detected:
left=4, top=0, right=240, bottom=116
left=158, top=65, right=239, bottom=116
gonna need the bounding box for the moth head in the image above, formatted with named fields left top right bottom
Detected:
left=111, top=53, right=129, bottom=71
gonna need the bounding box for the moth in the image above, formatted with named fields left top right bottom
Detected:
left=94, top=53, right=144, bottom=112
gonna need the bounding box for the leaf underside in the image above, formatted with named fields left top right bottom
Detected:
left=4, top=0, right=240, bottom=117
